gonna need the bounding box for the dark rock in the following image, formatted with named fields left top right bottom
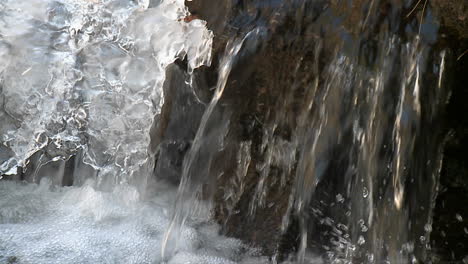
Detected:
left=151, top=62, right=208, bottom=184
left=430, top=39, right=468, bottom=262
left=151, top=0, right=468, bottom=260
left=431, top=0, right=468, bottom=40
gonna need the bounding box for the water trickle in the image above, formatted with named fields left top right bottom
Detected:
left=161, top=27, right=266, bottom=261
left=0, top=0, right=462, bottom=263
left=0, top=0, right=268, bottom=263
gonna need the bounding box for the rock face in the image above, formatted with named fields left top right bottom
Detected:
left=431, top=0, right=468, bottom=39
left=150, top=62, right=208, bottom=185
left=150, top=0, right=468, bottom=262
left=430, top=35, right=468, bottom=262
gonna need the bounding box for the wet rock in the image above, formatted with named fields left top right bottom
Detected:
left=430, top=41, right=468, bottom=262
left=152, top=0, right=468, bottom=260
left=431, top=0, right=468, bottom=39
left=151, top=62, right=208, bottom=184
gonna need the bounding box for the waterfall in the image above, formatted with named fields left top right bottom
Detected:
left=0, top=1, right=261, bottom=263
left=1, top=0, right=466, bottom=263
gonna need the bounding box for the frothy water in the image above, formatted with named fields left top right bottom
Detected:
left=0, top=180, right=268, bottom=264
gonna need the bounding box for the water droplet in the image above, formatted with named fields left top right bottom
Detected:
left=456, top=214, right=463, bottom=222
left=34, top=132, right=49, bottom=149
left=361, top=224, right=368, bottom=232
left=363, top=187, right=369, bottom=198
left=358, top=235, right=365, bottom=245
left=424, top=224, right=432, bottom=232
left=336, top=193, right=344, bottom=203
left=419, top=236, right=426, bottom=244
left=358, top=219, right=368, bottom=232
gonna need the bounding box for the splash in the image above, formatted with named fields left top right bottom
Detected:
left=0, top=179, right=268, bottom=264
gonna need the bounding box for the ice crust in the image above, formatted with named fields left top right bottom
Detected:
left=0, top=1, right=272, bottom=263
left=0, top=0, right=212, bottom=177
left=0, top=180, right=269, bottom=264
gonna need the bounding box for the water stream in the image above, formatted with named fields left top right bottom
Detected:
left=0, top=0, right=460, bottom=263
left=0, top=1, right=255, bottom=263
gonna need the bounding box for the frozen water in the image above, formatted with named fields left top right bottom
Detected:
left=0, top=0, right=212, bottom=180
left=0, top=179, right=268, bottom=264
left=0, top=1, right=263, bottom=262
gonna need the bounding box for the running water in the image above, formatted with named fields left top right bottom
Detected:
left=168, top=1, right=451, bottom=263
left=0, top=0, right=265, bottom=263
left=0, top=0, right=459, bottom=263
left=161, top=27, right=266, bottom=261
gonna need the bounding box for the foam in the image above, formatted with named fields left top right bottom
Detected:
left=0, top=180, right=267, bottom=264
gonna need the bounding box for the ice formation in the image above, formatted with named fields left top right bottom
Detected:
left=0, top=1, right=265, bottom=262
left=0, top=0, right=212, bottom=180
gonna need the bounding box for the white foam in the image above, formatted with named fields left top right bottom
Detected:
left=0, top=180, right=268, bottom=264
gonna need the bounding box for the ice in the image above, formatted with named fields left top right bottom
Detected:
left=0, top=180, right=264, bottom=264
left=0, top=0, right=213, bottom=180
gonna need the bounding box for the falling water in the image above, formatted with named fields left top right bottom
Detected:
left=0, top=0, right=462, bottom=263
left=162, top=27, right=267, bottom=261
left=0, top=0, right=263, bottom=263
left=178, top=0, right=453, bottom=263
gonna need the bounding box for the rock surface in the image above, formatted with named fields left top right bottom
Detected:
left=164, top=0, right=468, bottom=262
